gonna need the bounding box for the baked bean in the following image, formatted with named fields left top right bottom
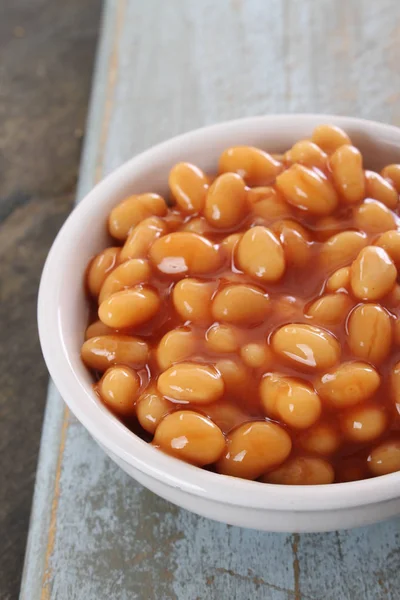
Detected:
left=169, top=162, right=208, bottom=213
left=173, top=278, right=216, bottom=323
left=330, top=145, right=365, bottom=204
left=153, top=411, right=226, bottom=466
left=381, top=164, right=400, bottom=192
left=157, top=362, right=224, bottom=404
left=218, top=146, right=282, bottom=186
left=216, top=358, right=250, bottom=396
left=206, top=324, right=240, bottom=353
left=109, top=193, right=167, bottom=240
left=204, top=402, right=247, bottom=433
left=298, top=423, right=340, bottom=455
left=285, top=140, right=328, bottom=170
left=204, top=173, right=247, bottom=228
left=311, top=124, right=351, bottom=154
left=156, top=328, right=197, bottom=370
left=374, top=230, right=400, bottom=268
left=98, top=286, right=160, bottom=329
left=276, top=164, right=338, bottom=216
left=216, top=421, right=292, bottom=479
left=260, top=373, right=321, bottom=429
left=98, top=258, right=152, bottom=303
left=320, top=231, right=367, bottom=270
left=85, top=320, right=115, bottom=340
left=136, top=385, right=172, bottom=434
left=263, top=457, right=334, bottom=485
left=347, top=304, right=392, bottom=365
left=350, top=246, right=397, bottom=301
left=87, top=247, right=120, bottom=297
left=237, top=226, right=285, bottom=282
left=150, top=232, right=221, bottom=275
left=306, top=293, right=352, bottom=325
left=119, top=216, right=167, bottom=262
left=220, top=233, right=242, bottom=260
left=270, top=219, right=312, bottom=268
left=325, top=267, right=351, bottom=293
left=272, top=324, right=341, bottom=370
left=272, top=295, right=304, bottom=321
left=240, top=342, right=273, bottom=369
left=180, top=216, right=210, bottom=234
left=247, top=187, right=293, bottom=221
left=316, top=362, right=380, bottom=408
left=367, top=439, right=400, bottom=476
left=98, top=366, right=140, bottom=416
left=353, top=199, right=396, bottom=233
left=341, top=405, right=387, bottom=442
left=212, top=284, right=270, bottom=325
left=365, top=170, right=398, bottom=209
left=81, top=335, right=149, bottom=371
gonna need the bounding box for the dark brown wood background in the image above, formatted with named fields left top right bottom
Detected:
left=0, top=2, right=101, bottom=597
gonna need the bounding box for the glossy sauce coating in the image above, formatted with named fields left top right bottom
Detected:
left=83, top=124, right=400, bottom=485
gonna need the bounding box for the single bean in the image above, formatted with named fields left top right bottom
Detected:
left=368, top=440, right=400, bottom=476
left=150, top=232, right=221, bottom=275
left=260, top=373, right=321, bottom=429
left=311, top=124, right=351, bottom=154
left=173, top=278, right=216, bottom=323
left=153, top=410, right=226, bottom=466
left=87, top=247, right=120, bottom=297
left=341, top=404, right=387, bottom=442
left=98, top=366, right=140, bottom=416
left=276, top=164, right=338, bottom=215
left=109, top=193, right=167, bottom=240
left=119, top=216, right=167, bottom=262
left=81, top=335, right=149, bottom=371
left=99, top=258, right=152, bottom=303
left=157, top=362, right=224, bottom=404
left=365, top=170, right=398, bottom=209
left=316, top=361, right=380, bottom=408
left=285, top=140, right=328, bottom=170
left=350, top=245, right=397, bottom=301
left=330, top=145, right=365, bottom=204
left=237, top=226, right=285, bottom=282
left=272, top=324, right=341, bottom=370
left=263, top=457, right=334, bottom=485
left=136, top=385, right=172, bottom=434
left=98, top=286, right=160, bottom=329
left=212, top=284, right=270, bottom=325
left=353, top=199, right=396, bottom=233
left=169, top=162, right=208, bottom=213
left=157, top=328, right=198, bottom=370
left=216, top=421, right=292, bottom=480
left=204, top=173, right=247, bottom=228
left=381, top=164, right=400, bottom=192
left=347, top=304, right=392, bottom=365
left=218, top=146, right=282, bottom=186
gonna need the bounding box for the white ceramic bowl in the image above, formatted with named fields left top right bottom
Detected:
left=38, top=114, right=400, bottom=533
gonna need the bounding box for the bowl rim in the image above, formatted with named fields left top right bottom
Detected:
left=38, top=113, right=400, bottom=512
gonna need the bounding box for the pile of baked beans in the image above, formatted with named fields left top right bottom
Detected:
left=81, top=124, right=400, bottom=485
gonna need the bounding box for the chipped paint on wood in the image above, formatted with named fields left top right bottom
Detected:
left=21, top=0, right=400, bottom=598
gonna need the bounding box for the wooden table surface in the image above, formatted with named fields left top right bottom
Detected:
left=0, top=2, right=101, bottom=598
left=21, top=1, right=400, bottom=598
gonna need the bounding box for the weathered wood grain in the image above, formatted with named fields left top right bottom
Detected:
left=21, top=0, right=400, bottom=598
